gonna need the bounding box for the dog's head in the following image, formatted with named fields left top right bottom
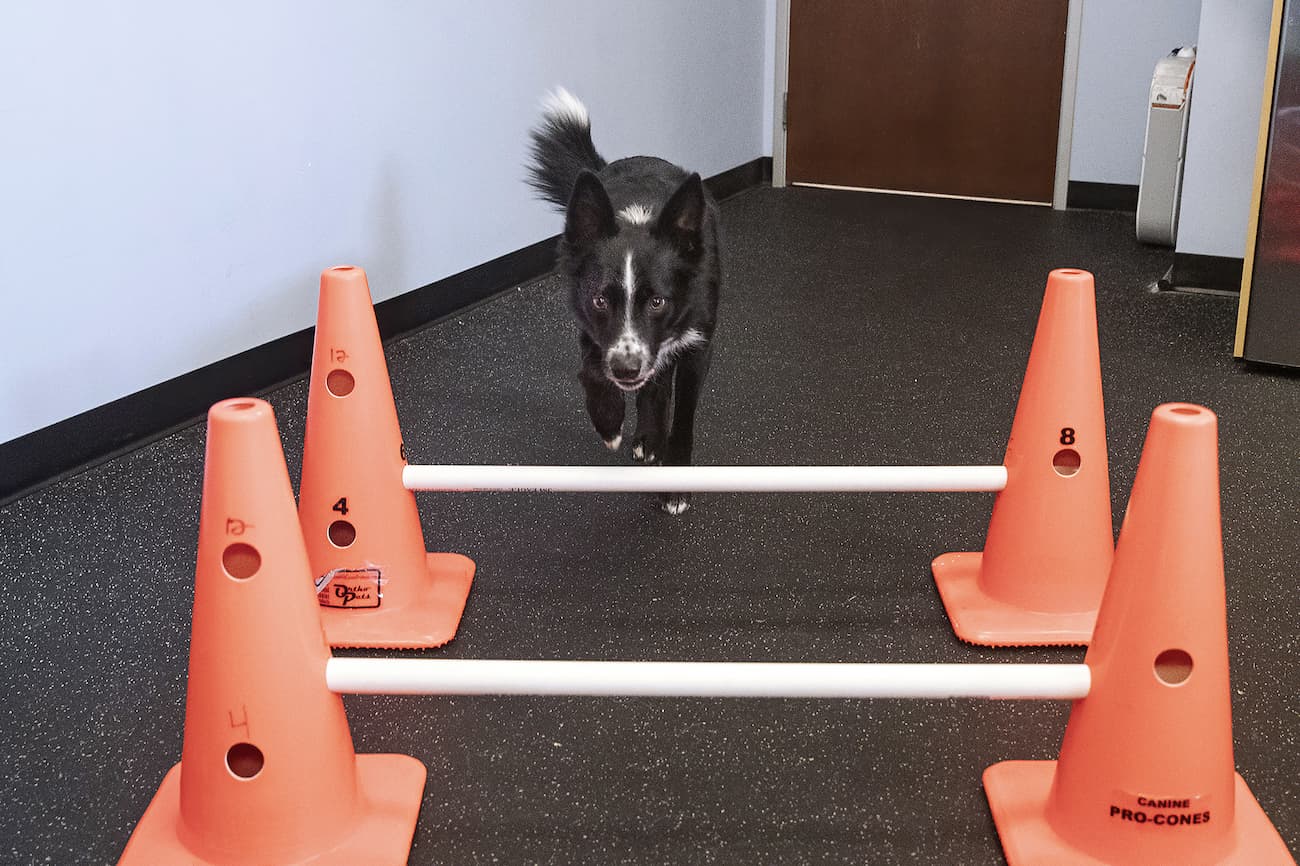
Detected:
left=560, top=170, right=708, bottom=391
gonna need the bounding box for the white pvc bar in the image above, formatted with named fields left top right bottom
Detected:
left=402, top=464, right=1008, bottom=494
left=326, top=659, right=1090, bottom=700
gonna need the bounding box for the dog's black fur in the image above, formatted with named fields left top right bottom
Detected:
left=527, top=90, right=721, bottom=514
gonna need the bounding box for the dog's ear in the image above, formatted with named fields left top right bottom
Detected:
left=654, top=172, right=705, bottom=254
left=564, top=170, right=617, bottom=249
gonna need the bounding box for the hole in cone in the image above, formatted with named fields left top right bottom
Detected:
left=1052, top=448, right=1081, bottom=477
left=326, top=369, right=355, bottom=397
left=330, top=265, right=357, bottom=272
left=1058, top=268, right=1084, bottom=275
left=1154, top=649, right=1194, bottom=685
left=227, top=400, right=257, bottom=411
left=328, top=519, right=357, bottom=548
left=225, top=742, right=264, bottom=779
left=221, top=543, right=261, bottom=580
left=1171, top=407, right=1201, bottom=416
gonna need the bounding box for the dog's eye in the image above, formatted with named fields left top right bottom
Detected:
left=592, top=295, right=608, bottom=311
left=648, top=296, right=666, bottom=310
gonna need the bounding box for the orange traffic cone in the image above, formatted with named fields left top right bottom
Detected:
left=983, top=403, right=1295, bottom=865
left=932, top=268, right=1113, bottom=645
left=299, top=265, right=474, bottom=649
left=119, top=398, right=425, bottom=865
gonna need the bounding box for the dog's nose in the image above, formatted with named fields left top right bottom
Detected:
left=609, top=357, right=642, bottom=382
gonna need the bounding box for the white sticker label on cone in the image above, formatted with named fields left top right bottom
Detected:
left=316, top=568, right=382, bottom=609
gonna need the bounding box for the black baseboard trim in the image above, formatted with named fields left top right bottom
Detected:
left=1157, top=252, right=1244, bottom=295
left=1067, top=181, right=1140, bottom=212
left=705, top=156, right=772, bottom=200
left=0, top=157, right=771, bottom=507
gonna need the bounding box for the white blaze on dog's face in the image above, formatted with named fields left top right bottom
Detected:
left=561, top=171, right=709, bottom=391
left=605, top=250, right=651, bottom=389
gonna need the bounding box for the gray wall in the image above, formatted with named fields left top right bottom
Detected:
left=1, top=1, right=768, bottom=444
left=1069, top=0, right=1275, bottom=259
left=1178, top=0, right=1276, bottom=258
left=1070, top=0, right=1203, bottom=185
left=763, top=0, right=778, bottom=155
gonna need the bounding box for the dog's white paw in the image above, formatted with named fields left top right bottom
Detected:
left=604, top=434, right=622, bottom=451
left=661, top=496, right=690, bottom=516
left=631, top=442, right=657, bottom=463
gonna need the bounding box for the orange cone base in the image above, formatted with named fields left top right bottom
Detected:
left=931, top=553, right=1097, bottom=646
left=983, top=760, right=1296, bottom=866
left=321, top=553, right=475, bottom=649
left=121, top=753, right=426, bottom=865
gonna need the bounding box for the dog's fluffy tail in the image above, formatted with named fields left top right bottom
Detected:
left=527, top=87, right=607, bottom=210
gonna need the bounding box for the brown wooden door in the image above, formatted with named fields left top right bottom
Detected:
left=787, top=0, right=1069, bottom=203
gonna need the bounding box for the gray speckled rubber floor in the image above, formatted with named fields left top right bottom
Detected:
left=2, top=187, right=1297, bottom=865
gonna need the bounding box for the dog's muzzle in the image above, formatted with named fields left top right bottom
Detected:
left=606, top=342, right=649, bottom=390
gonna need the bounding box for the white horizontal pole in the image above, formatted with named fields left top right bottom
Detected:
left=326, top=659, right=1089, bottom=700
left=402, top=464, right=1007, bottom=493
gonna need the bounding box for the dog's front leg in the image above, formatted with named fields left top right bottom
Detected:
left=631, top=372, right=671, bottom=464
left=578, top=356, right=626, bottom=450
left=659, top=341, right=713, bottom=515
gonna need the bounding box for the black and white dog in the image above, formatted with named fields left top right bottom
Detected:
left=527, top=89, right=720, bottom=515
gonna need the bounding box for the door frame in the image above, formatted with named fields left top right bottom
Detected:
left=770, top=0, right=1083, bottom=211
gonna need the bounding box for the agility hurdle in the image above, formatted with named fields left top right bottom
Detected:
left=326, top=658, right=1088, bottom=699
left=402, top=464, right=1007, bottom=493
left=296, top=265, right=1116, bottom=649
left=120, top=400, right=1295, bottom=866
